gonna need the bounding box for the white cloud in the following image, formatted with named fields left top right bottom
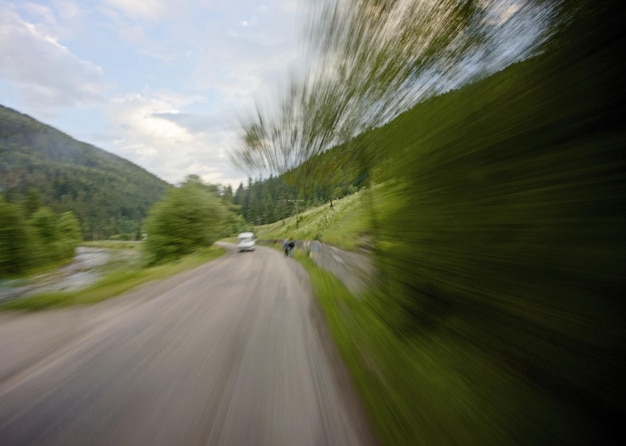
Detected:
left=104, top=91, right=245, bottom=187
left=110, top=92, right=193, bottom=142
left=189, top=33, right=301, bottom=111
left=103, top=0, right=169, bottom=20
left=55, top=0, right=83, bottom=21
left=0, top=4, right=109, bottom=113
left=21, top=2, right=57, bottom=28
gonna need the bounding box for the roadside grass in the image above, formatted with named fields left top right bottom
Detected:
left=0, top=245, right=225, bottom=311
left=293, top=249, right=553, bottom=446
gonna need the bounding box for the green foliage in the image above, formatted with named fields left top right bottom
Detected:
left=57, top=211, right=82, bottom=258
left=221, top=203, right=247, bottom=236
left=29, top=207, right=58, bottom=243
left=346, top=3, right=625, bottom=443
left=302, top=254, right=585, bottom=446
left=0, top=104, right=170, bottom=240
left=0, top=199, right=82, bottom=277
left=0, top=199, right=31, bottom=275
left=232, top=165, right=364, bottom=227
left=143, top=183, right=226, bottom=264
left=233, top=176, right=297, bottom=225
left=23, top=188, right=42, bottom=217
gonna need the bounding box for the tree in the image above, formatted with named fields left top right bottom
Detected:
left=143, top=183, right=226, bottom=264
left=0, top=199, right=31, bottom=276
left=29, top=207, right=58, bottom=244
left=57, top=211, right=81, bottom=243
left=233, top=182, right=244, bottom=205
left=23, top=188, right=42, bottom=218
left=57, top=211, right=81, bottom=259
left=221, top=184, right=233, bottom=204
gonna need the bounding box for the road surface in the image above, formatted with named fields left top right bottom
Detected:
left=0, top=244, right=378, bottom=446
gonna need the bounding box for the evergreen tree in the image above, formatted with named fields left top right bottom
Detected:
left=233, top=182, right=244, bottom=206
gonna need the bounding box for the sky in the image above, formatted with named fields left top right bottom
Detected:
left=0, top=0, right=304, bottom=187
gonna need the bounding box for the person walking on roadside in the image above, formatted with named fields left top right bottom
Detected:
left=283, top=239, right=289, bottom=257
left=288, top=240, right=295, bottom=257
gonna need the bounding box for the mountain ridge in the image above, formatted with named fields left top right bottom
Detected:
left=0, top=104, right=171, bottom=239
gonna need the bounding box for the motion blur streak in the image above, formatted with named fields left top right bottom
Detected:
left=233, top=0, right=625, bottom=444
left=232, top=0, right=552, bottom=182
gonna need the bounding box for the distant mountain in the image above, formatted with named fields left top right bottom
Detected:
left=0, top=104, right=170, bottom=240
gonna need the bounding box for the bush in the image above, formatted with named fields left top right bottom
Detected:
left=1, top=200, right=81, bottom=277
left=143, top=183, right=226, bottom=264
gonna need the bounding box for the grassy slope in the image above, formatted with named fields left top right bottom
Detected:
left=253, top=190, right=367, bottom=246
left=253, top=186, right=396, bottom=251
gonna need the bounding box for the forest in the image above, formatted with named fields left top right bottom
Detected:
left=231, top=166, right=366, bottom=226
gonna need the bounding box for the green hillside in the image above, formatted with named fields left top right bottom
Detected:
left=248, top=4, right=625, bottom=444
left=0, top=105, right=170, bottom=239
left=308, top=8, right=625, bottom=445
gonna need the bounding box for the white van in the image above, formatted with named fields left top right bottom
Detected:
left=237, top=232, right=255, bottom=252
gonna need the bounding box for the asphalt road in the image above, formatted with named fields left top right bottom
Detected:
left=0, top=244, right=378, bottom=446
